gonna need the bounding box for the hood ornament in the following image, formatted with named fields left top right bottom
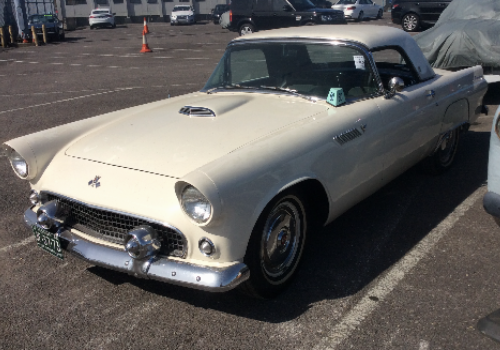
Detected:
left=88, top=176, right=101, bottom=188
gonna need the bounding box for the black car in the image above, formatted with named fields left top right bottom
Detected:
left=24, top=14, right=65, bottom=41
left=391, top=0, right=453, bottom=32
left=212, top=4, right=230, bottom=24
left=225, top=0, right=346, bottom=36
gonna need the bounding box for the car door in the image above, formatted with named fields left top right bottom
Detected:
left=252, top=0, right=275, bottom=30
left=272, top=0, right=298, bottom=28
left=418, top=0, right=450, bottom=24
left=370, top=48, right=444, bottom=178
left=363, top=0, right=378, bottom=17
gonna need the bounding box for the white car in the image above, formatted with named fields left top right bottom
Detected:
left=89, top=8, right=116, bottom=29
left=170, top=5, right=196, bottom=25
left=484, top=106, right=500, bottom=226
left=332, top=0, right=384, bottom=21
left=3, top=26, right=488, bottom=299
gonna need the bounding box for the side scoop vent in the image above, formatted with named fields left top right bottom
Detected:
left=179, top=106, right=216, bottom=117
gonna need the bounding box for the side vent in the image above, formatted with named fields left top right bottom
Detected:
left=333, top=127, right=363, bottom=146
left=179, top=106, right=216, bottom=117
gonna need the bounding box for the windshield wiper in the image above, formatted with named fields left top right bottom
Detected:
left=259, top=85, right=315, bottom=102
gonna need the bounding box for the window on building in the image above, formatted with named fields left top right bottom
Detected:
left=66, top=0, right=87, bottom=5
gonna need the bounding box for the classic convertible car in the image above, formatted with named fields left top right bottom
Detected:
left=3, top=26, right=488, bottom=298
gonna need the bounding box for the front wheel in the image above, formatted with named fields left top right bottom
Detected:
left=402, top=13, right=420, bottom=32
left=239, top=23, right=254, bottom=36
left=377, top=9, right=383, bottom=19
left=421, top=128, right=461, bottom=174
left=240, top=191, right=307, bottom=298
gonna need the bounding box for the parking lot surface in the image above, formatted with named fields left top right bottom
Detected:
left=1, top=19, right=500, bottom=350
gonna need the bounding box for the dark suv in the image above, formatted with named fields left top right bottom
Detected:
left=391, top=0, right=453, bottom=32
left=226, top=0, right=346, bottom=36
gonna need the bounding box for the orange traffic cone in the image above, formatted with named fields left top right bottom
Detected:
left=140, top=30, right=152, bottom=53
left=143, top=17, right=150, bottom=34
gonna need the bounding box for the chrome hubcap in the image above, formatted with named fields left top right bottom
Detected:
left=261, top=201, right=301, bottom=278
left=439, top=130, right=457, bottom=166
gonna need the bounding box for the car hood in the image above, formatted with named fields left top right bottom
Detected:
left=65, top=92, right=327, bottom=178
left=172, top=10, right=194, bottom=16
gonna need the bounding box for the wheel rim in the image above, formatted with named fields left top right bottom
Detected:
left=403, top=15, right=418, bottom=30
left=438, top=129, right=459, bottom=167
left=240, top=26, right=253, bottom=35
left=261, top=200, right=302, bottom=280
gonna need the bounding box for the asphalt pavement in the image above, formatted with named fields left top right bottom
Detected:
left=1, top=18, right=500, bottom=350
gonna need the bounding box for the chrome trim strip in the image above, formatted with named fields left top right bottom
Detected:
left=333, top=127, right=363, bottom=145
left=24, top=208, right=250, bottom=292
left=40, top=191, right=188, bottom=258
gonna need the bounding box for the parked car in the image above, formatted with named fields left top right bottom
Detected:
left=24, top=14, right=65, bottom=41
left=391, top=0, right=453, bottom=32
left=2, top=26, right=488, bottom=299
left=484, top=106, right=500, bottom=226
left=170, top=5, right=196, bottom=25
left=414, top=0, right=500, bottom=72
left=225, top=0, right=346, bottom=36
left=332, top=0, right=384, bottom=21
left=89, top=8, right=116, bottom=29
left=212, top=4, right=230, bottom=24
left=310, top=0, right=333, bottom=8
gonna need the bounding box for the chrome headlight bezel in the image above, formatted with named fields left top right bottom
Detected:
left=3, top=145, right=29, bottom=179
left=179, top=185, right=213, bottom=225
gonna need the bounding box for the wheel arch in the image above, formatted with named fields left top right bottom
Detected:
left=250, top=177, right=330, bottom=237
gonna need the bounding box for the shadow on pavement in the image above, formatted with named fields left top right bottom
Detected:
left=90, top=129, right=490, bottom=322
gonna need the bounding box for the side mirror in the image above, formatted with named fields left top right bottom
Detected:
left=385, top=77, right=404, bottom=99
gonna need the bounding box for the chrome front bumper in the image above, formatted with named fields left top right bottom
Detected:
left=24, top=208, right=249, bottom=292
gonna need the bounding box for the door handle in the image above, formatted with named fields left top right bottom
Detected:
left=426, top=90, right=435, bottom=98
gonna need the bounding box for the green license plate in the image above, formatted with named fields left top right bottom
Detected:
left=32, top=225, right=64, bottom=260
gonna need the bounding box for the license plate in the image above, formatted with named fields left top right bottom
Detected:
left=32, top=225, right=64, bottom=260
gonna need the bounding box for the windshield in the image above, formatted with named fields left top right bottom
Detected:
left=288, top=0, right=316, bottom=10
left=174, top=6, right=192, bottom=11
left=203, top=42, right=379, bottom=101
left=336, top=0, right=357, bottom=4
left=29, top=15, right=55, bottom=24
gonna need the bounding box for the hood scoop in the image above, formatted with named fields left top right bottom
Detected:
left=179, top=106, right=216, bottom=117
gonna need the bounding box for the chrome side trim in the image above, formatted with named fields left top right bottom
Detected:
left=179, top=106, right=216, bottom=117
left=333, top=127, right=363, bottom=146
left=24, top=208, right=250, bottom=292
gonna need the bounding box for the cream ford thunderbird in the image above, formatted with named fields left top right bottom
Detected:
left=3, top=26, right=488, bottom=298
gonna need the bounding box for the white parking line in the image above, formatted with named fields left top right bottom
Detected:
left=313, top=186, right=486, bottom=350
left=0, top=87, right=140, bottom=115
left=0, top=236, right=35, bottom=254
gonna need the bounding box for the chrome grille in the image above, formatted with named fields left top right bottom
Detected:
left=42, top=193, right=187, bottom=258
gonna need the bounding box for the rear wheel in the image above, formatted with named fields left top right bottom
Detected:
left=356, top=11, right=364, bottom=21
left=421, top=128, right=461, bottom=174
left=240, top=190, right=307, bottom=299
left=402, top=13, right=420, bottom=32
left=239, top=23, right=254, bottom=36
left=377, top=9, right=383, bottom=19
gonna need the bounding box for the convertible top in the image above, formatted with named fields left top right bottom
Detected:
left=414, top=0, right=500, bottom=70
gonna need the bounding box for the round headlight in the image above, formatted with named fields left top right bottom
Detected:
left=180, top=185, right=212, bottom=224
left=7, top=148, right=28, bottom=178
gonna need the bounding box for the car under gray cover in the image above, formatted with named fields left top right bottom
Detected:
left=414, top=0, right=500, bottom=70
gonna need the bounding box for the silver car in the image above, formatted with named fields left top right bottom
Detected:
left=89, top=8, right=116, bottom=29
